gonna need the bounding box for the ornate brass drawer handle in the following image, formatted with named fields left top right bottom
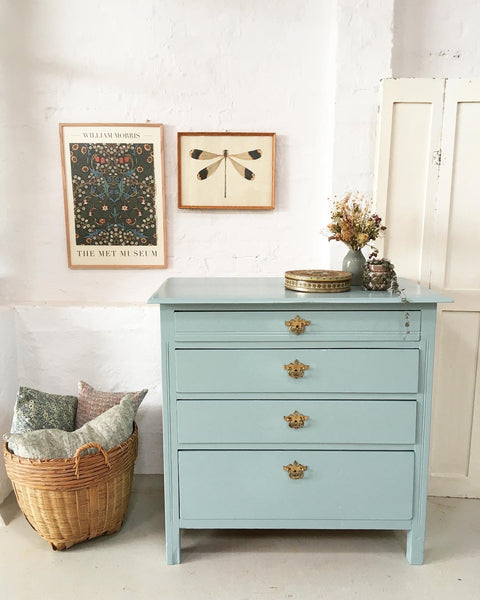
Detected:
left=284, top=359, right=309, bottom=378
left=285, top=315, right=311, bottom=335
left=284, top=411, right=309, bottom=429
left=283, top=460, right=308, bottom=479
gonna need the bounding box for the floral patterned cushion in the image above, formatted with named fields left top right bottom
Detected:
left=75, top=381, right=146, bottom=428
left=4, top=396, right=134, bottom=459
left=11, top=387, right=78, bottom=434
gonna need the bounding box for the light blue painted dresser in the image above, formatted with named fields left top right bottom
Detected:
left=148, top=277, right=450, bottom=565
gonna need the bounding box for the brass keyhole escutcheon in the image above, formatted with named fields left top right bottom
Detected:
left=284, top=411, right=309, bottom=429
left=284, top=359, right=309, bottom=379
left=283, top=460, right=308, bottom=479
left=285, top=315, right=311, bottom=335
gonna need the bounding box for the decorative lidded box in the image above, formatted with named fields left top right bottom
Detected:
left=285, top=269, right=352, bottom=293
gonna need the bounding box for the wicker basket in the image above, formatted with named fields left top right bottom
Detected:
left=3, top=423, right=138, bottom=550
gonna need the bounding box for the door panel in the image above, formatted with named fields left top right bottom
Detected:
left=430, top=312, right=479, bottom=476
left=374, top=78, right=445, bottom=283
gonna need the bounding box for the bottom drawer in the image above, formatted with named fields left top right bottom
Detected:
left=179, top=450, right=414, bottom=521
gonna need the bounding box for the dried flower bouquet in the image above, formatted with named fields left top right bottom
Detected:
left=327, top=191, right=386, bottom=252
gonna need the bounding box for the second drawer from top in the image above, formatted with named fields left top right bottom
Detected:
left=175, top=348, right=420, bottom=394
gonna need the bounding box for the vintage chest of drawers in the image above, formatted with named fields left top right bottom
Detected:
left=148, top=277, right=450, bottom=565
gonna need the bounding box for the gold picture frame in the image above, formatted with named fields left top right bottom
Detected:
left=59, top=123, right=167, bottom=269
left=178, top=132, right=275, bottom=209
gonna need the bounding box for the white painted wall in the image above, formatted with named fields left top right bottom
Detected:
left=392, top=0, right=480, bottom=78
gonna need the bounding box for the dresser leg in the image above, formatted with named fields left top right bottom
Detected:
left=165, top=527, right=181, bottom=565
left=406, top=527, right=425, bottom=565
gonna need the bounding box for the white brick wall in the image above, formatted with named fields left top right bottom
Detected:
left=331, top=0, right=394, bottom=269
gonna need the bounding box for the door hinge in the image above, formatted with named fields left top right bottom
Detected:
left=433, top=149, right=442, bottom=166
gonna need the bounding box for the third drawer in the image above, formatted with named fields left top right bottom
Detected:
left=177, top=400, right=417, bottom=445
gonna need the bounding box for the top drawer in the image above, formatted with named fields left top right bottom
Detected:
left=175, top=310, right=420, bottom=342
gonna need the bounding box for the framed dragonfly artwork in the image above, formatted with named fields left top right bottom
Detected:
left=177, top=132, right=275, bottom=209
left=60, top=123, right=167, bottom=268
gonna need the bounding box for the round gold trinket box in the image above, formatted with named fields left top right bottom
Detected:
left=285, top=269, right=352, bottom=293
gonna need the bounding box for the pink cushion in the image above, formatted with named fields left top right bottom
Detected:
left=75, top=381, right=147, bottom=428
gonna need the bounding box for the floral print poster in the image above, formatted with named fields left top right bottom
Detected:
left=60, top=124, right=166, bottom=268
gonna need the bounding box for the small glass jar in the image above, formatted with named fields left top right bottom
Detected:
left=363, top=262, right=393, bottom=291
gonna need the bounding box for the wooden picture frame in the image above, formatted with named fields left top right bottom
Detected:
left=178, top=132, right=275, bottom=209
left=59, top=123, right=167, bottom=269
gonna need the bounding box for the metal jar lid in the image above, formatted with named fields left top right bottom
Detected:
left=368, top=264, right=389, bottom=273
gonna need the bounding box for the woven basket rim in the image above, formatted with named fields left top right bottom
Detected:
left=4, top=423, right=138, bottom=491
left=4, top=422, right=138, bottom=464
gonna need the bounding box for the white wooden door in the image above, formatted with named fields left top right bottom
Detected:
left=375, top=78, right=480, bottom=498
left=429, top=79, right=480, bottom=498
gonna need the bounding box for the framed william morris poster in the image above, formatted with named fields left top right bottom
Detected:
left=59, top=123, right=167, bottom=268
left=178, top=132, right=275, bottom=209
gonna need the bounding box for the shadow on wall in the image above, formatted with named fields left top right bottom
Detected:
left=12, top=304, right=163, bottom=474
left=0, top=309, right=19, bottom=512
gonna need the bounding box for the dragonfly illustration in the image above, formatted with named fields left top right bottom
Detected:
left=189, top=148, right=262, bottom=198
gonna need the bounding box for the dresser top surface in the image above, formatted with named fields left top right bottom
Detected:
left=148, top=277, right=451, bottom=305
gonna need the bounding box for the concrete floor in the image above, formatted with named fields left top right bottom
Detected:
left=0, top=477, right=479, bottom=600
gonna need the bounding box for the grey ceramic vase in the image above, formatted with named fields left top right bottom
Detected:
left=342, top=249, right=366, bottom=286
